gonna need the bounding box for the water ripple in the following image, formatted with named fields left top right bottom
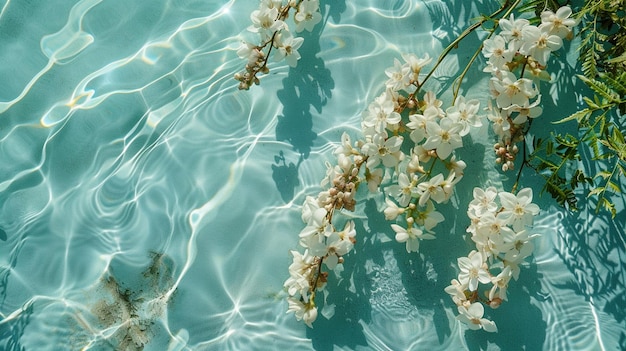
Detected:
left=1, top=0, right=624, bottom=350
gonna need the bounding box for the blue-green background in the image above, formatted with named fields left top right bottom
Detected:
left=0, top=0, right=624, bottom=350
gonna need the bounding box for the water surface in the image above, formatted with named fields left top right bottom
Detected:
left=0, top=0, right=624, bottom=350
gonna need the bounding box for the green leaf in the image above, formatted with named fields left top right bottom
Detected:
left=600, top=72, right=626, bottom=96
left=588, top=187, right=604, bottom=197
left=583, top=96, right=600, bottom=109
left=553, top=108, right=592, bottom=124
left=578, top=75, right=620, bottom=103
left=597, top=197, right=617, bottom=218
left=546, top=140, right=554, bottom=155
left=607, top=181, right=621, bottom=193
left=612, top=127, right=625, bottom=146
left=594, top=170, right=612, bottom=180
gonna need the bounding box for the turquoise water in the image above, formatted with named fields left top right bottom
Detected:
left=0, top=0, right=624, bottom=350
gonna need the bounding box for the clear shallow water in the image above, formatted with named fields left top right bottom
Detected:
left=0, top=0, right=624, bottom=350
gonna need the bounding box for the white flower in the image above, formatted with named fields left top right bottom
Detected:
left=362, top=134, right=404, bottom=169
left=446, top=96, right=482, bottom=136
left=386, top=172, right=414, bottom=207
left=457, top=302, right=498, bottom=332
left=366, top=167, right=383, bottom=193
left=383, top=197, right=405, bottom=220
left=498, top=188, right=540, bottom=231
left=489, top=266, right=512, bottom=301
left=457, top=251, right=491, bottom=291
left=422, top=91, right=445, bottom=117
left=414, top=200, right=444, bottom=230
left=323, top=230, right=353, bottom=270
left=334, top=132, right=355, bottom=156
left=416, top=173, right=446, bottom=206
left=320, top=160, right=338, bottom=188
left=447, top=155, right=467, bottom=177
left=491, top=71, right=537, bottom=109
left=482, top=35, right=515, bottom=69
left=407, top=105, right=439, bottom=143
left=520, top=26, right=563, bottom=66
left=284, top=250, right=314, bottom=296
left=391, top=224, right=435, bottom=253
left=413, top=144, right=433, bottom=163
left=301, top=196, right=321, bottom=223
left=274, top=31, right=305, bottom=67
left=401, top=53, right=432, bottom=83
left=503, top=230, right=540, bottom=264
left=539, top=6, right=577, bottom=39
left=475, top=212, right=515, bottom=239
left=248, top=7, right=286, bottom=40
left=445, top=279, right=468, bottom=306
left=260, top=0, right=282, bottom=9
left=385, top=58, right=411, bottom=91
left=236, top=41, right=259, bottom=63
left=423, top=117, right=463, bottom=159
left=503, top=95, right=543, bottom=124
left=299, top=207, right=328, bottom=240
left=498, top=14, right=529, bottom=50
left=362, top=97, right=402, bottom=133
left=473, top=213, right=515, bottom=257
left=469, top=187, right=499, bottom=216
left=487, top=108, right=511, bottom=140
left=407, top=152, right=424, bottom=174
left=287, top=297, right=318, bottom=328
left=295, top=0, right=322, bottom=32
left=440, top=170, right=462, bottom=200
left=287, top=249, right=314, bottom=277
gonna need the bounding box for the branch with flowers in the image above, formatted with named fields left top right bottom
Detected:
left=234, top=0, right=322, bottom=90
left=445, top=5, right=577, bottom=331
left=272, top=1, right=579, bottom=332
left=481, top=5, right=577, bottom=189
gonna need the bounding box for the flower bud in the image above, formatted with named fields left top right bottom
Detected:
left=406, top=216, right=415, bottom=226
left=489, top=297, right=502, bottom=309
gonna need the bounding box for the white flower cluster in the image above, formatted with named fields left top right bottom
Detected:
left=285, top=54, right=485, bottom=327
left=284, top=159, right=360, bottom=327
left=483, top=7, right=577, bottom=171
left=234, top=0, right=322, bottom=90
left=446, top=187, right=540, bottom=332
left=366, top=54, right=482, bottom=253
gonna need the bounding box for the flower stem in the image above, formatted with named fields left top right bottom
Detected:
left=419, top=0, right=522, bottom=95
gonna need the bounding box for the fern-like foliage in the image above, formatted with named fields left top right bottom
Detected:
left=578, top=0, right=626, bottom=76
left=532, top=59, right=626, bottom=217
left=530, top=134, right=590, bottom=211
left=493, top=1, right=626, bottom=216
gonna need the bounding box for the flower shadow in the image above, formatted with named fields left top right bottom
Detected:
left=274, top=9, right=335, bottom=160
left=424, top=0, right=497, bottom=95
left=271, top=151, right=302, bottom=203
left=272, top=2, right=341, bottom=202
left=306, top=200, right=377, bottom=351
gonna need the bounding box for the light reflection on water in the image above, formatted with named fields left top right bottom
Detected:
left=0, top=0, right=624, bottom=350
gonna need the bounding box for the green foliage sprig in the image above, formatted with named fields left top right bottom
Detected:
left=522, top=0, right=626, bottom=217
